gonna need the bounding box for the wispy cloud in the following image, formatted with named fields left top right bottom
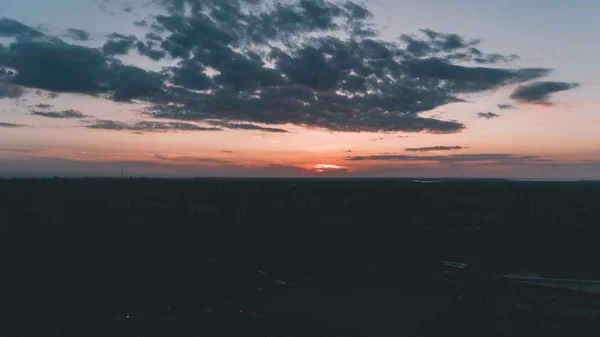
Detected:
left=30, top=109, right=91, bottom=119
left=63, top=28, right=92, bottom=41
left=86, top=120, right=222, bottom=133
left=0, top=122, right=27, bottom=128
left=478, top=112, right=500, bottom=119
left=497, top=104, right=514, bottom=110
left=405, top=146, right=465, bottom=152
left=346, top=153, right=546, bottom=164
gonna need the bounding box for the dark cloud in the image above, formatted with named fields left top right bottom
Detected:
left=103, top=32, right=166, bottom=60
left=0, top=7, right=573, bottom=134
left=3, top=38, right=167, bottom=102
left=497, top=104, right=514, bottom=110
left=509, top=81, right=580, bottom=106
left=30, top=109, right=91, bottom=119
left=222, top=150, right=234, bottom=153
left=134, top=0, right=551, bottom=134
left=405, top=146, right=465, bottom=152
left=0, top=122, right=26, bottom=128
left=478, top=112, right=500, bottom=119
left=133, top=20, right=148, bottom=27
left=207, top=120, right=289, bottom=133
left=86, top=120, right=222, bottom=133
left=102, top=33, right=137, bottom=55
left=63, top=28, right=92, bottom=41
left=0, top=18, right=44, bottom=37
left=398, top=29, right=519, bottom=64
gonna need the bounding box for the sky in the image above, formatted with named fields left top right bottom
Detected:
left=0, top=0, right=598, bottom=179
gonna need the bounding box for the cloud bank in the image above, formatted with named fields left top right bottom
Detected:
left=0, top=0, right=580, bottom=134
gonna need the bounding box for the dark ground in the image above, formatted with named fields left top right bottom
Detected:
left=1, top=178, right=600, bottom=337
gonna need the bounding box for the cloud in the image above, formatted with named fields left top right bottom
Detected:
left=222, top=150, right=234, bottom=153
left=0, top=18, right=44, bottom=37
left=207, top=120, right=289, bottom=133
left=346, top=153, right=544, bottom=164
left=510, top=81, right=580, bottom=106
left=135, top=0, right=553, bottom=133
left=33, top=103, right=54, bottom=109
left=85, top=120, right=222, bottom=133
left=102, top=32, right=137, bottom=55
left=0, top=122, right=26, bottom=128
left=405, top=146, right=465, bottom=152
left=133, top=20, right=148, bottom=27
left=30, top=109, right=91, bottom=119
left=3, top=37, right=167, bottom=102
left=497, top=104, right=514, bottom=110
left=63, top=28, right=92, bottom=41
left=0, top=5, right=575, bottom=134
left=478, top=112, right=500, bottom=119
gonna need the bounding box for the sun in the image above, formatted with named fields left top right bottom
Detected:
left=312, top=164, right=344, bottom=173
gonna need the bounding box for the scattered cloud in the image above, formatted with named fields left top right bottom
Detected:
left=346, top=153, right=548, bottom=166
left=405, top=146, right=465, bottom=152
left=0, top=0, right=570, bottom=134
left=369, top=137, right=385, bottom=141
left=30, top=109, right=91, bottom=119
left=478, top=112, right=500, bottom=119
left=63, top=28, right=92, bottom=41
left=0, top=122, right=26, bottom=128
left=86, top=120, right=222, bottom=133
left=207, top=120, right=289, bottom=133
left=497, top=104, right=514, bottom=110
left=510, top=81, right=580, bottom=106
left=0, top=18, right=44, bottom=37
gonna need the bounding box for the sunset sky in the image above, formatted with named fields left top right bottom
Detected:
left=1, top=0, right=598, bottom=179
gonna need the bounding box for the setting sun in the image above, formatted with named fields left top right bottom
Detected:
left=312, top=164, right=347, bottom=173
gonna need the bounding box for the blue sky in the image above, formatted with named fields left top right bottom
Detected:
left=0, top=0, right=598, bottom=179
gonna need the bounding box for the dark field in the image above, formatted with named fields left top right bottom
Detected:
left=1, top=178, right=600, bottom=337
